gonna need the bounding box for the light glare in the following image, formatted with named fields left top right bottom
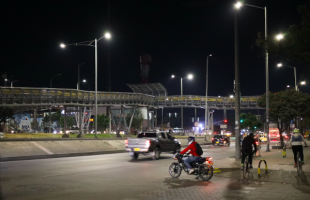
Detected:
left=188, top=74, right=193, bottom=79
left=230, top=95, right=234, bottom=98
left=276, top=34, right=284, bottom=40
left=235, top=2, right=242, bottom=9
left=171, top=75, right=175, bottom=78
left=83, top=79, right=86, bottom=82
left=60, top=43, right=66, bottom=48
left=105, top=33, right=111, bottom=39
left=277, top=63, right=282, bottom=67
left=301, top=81, right=306, bottom=85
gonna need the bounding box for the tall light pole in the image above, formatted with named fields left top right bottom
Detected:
left=50, top=74, right=61, bottom=88
left=77, top=79, right=86, bottom=90
left=60, top=32, right=111, bottom=138
left=171, top=74, right=193, bottom=132
left=205, top=54, right=212, bottom=135
left=277, top=63, right=298, bottom=91
left=235, top=1, right=270, bottom=152
left=10, top=80, right=18, bottom=88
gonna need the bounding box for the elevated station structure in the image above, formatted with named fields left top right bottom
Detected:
left=0, top=86, right=263, bottom=134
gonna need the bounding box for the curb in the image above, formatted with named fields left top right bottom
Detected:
left=0, top=150, right=126, bottom=162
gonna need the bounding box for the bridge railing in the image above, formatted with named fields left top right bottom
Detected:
left=0, top=87, right=155, bottom=107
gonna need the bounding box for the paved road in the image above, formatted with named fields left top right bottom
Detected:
left=1, top=143, right=310, bottom=200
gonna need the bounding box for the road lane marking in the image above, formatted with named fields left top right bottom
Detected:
left=31, top=142, right=54, bottom=155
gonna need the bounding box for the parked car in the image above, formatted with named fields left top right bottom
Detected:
left=212, top=135, right=230, bottom=147
left=125, top=131, right=181, bottom=160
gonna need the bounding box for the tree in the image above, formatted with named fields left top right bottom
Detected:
left=96, top=113, right=110, bottom=132
left=42, top=110, right=62, bottom=128
left=257, top=89, right=310, bottom=147
left=240, top=113, right=262, bottom=132
left=59, top=116, right=75, bottom=129
left=256, top=1, right=310, bottom=65
left=126, top=108, right=143, bottom=134
left=0, top=107, right=14, bottom=132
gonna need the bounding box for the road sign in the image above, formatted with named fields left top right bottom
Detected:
left=290, top=124, right=295, bottom=129
left=194, top=122, right=199, bottom=127
left=167, top=122, right=170, bottom=128
left=220, top=124, right=227, bottom=128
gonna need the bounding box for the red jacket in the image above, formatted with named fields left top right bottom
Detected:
left=180, top=142, right=199, bottom=157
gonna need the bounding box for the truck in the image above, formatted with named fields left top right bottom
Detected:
left=125, top=131, right=181, bottom=160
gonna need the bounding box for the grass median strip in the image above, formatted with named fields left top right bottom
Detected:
left=2, top=133, right=129, bottom=139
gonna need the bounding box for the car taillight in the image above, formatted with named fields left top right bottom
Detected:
left=146, top=140, right=151, bottom=148
left=255, top=141, right=259, bottom=145
left=125, top=140, right=128, bottom=147
left=212, top=138, right=214, bottom=140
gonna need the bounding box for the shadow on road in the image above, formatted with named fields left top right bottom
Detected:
left=128, top=156, right=171, bottom=163
left=163, top=177, right=211, bottom=189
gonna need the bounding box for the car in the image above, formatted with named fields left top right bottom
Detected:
left=126, top=131, right=181, bottom=160
left=212, top=135, right=230, bottom=147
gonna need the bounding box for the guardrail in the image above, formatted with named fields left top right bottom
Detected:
left=258, top=159, right=268, bottom=177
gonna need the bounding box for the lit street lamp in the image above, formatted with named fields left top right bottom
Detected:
left=50, top=74, right=61, bottom=88
left=60, top=32, right=111, bottom=138
left=276, top=34, right=284, bottom=40
left=171, top=74, right=193, bottom=131
left=277, top=63, right=297, bottom=91
left=77, top=79, right=86, bottom=90
left=301, top=81, right=306, bottom=85
left=234, top=1, right=270, bottom=153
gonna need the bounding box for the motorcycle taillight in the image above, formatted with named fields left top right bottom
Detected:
left=125, top=140, right=128, bottom=147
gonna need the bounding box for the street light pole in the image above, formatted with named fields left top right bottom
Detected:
left=205, top=55, right=212, bottom=135
left=264, top=6, right=271, bottom=152
left=95, top=38, right=98, bottom=138
left=181, top=77, right=183, bottom=130
left=50, top=74, right=61, bottom=88
left=294, top=67, right=297, bottom=91
left=234, top=1, right=270, bottom=152
left=235, top=11, right=241, bottom=159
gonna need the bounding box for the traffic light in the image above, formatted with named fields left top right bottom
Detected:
left=240, top=119, right=244, bottom=123
left=254, top=126, right=257, bottom=129
left=224, top=119, right=228, bottom=123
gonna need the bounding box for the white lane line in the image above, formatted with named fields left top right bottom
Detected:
left=31, top=142, right=54, bottom=155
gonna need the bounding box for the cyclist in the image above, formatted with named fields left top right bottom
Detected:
left=180, top=136, right=200, bottom=174
left=290, top=128, right=308, bottom=167
left=241, top=133, right=257, bottom=170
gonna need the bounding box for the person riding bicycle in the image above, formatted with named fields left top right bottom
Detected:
left=241, top=133, right=257, bottom=170
left=290, top=128, right=308, bottom=167
left=180, top=136, right=200, bottom=174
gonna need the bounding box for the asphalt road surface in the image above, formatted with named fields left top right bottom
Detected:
left=1, top=143, right=310, bottom=200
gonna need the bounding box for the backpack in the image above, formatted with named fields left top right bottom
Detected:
left=195, top=143, right=203, bottom=156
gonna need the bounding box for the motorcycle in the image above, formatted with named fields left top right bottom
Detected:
left=169, top=153, right=214, bottom=181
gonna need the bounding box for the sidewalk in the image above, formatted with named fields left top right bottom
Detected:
left=213, top=142, right=310, bottom=185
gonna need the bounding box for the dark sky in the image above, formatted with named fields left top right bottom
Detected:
left=2, top=0, right=310, bottom=126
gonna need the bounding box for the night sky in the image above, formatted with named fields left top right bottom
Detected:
left=2, top=0, right=310, bottom=127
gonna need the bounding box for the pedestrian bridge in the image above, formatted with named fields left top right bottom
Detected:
left=0, top=87, right=263, bottom=111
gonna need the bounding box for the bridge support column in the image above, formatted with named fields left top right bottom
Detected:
left=64, top=106, right=67, bottom=134
left=147, top=107, right=150, bottom=131
left=49, top=108, right=52, bottom=133
left=161, top=107, right=164, bottom=128
left=151, top=111, right=154, bottom=130
left=207, top=109, right=211, bottom=134
left=79, top=106, right=82, bottom=134
left=210, top=109, right=214, bottom=135
left=33, top=107, right=37, bottom=133
left=107, top=106, right=111, bottom=133
left=155, top=109, right=157, bottom=128
left=224, top=108, right=227, bottom=134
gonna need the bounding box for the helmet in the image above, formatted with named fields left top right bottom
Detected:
left=293, top=128, right=299, bottom=133
left=187, top=136, right=195, bottom=144
left=249, top=133, right=254, bottom=137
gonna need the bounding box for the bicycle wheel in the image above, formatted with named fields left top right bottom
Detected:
left=169, top=163, right=182, bottom=178
left=297, top=153, right=302, bottom=175
left=243, top=160, right=249, bottom=179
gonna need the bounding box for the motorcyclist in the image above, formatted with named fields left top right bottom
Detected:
left=290, top=128, right=308, bottom=167
left=241, top=132, right=257, bottom=170
left=180, top=136, right=200, bottom=174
